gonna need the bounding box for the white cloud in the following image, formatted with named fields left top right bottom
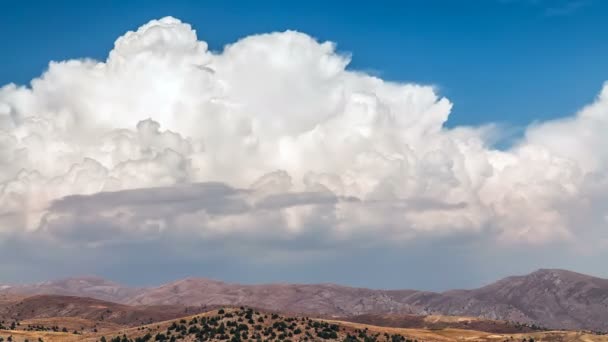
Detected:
left=0, top=16, right=607, bottom=258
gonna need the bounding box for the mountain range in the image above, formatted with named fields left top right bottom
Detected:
left=2, top=269, right=607, bottom=331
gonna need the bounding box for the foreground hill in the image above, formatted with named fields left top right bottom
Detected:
left=2, top=269, right=608, bottom=331
left=0, top=306, right=605, bottom=342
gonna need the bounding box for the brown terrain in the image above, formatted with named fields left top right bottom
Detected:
left=1, top=269, right=607, bottom=333
left=0, top=295, right=209, bottom=327
left=0, top=306, right=606, bottom=342
left=336, top=314, right=540, bottom=334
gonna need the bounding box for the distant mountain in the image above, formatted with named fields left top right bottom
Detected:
left=408, top=269, right=608, bottom=331
left=0, top=276, right=139, bottom=303
left=123, top=278, right=422, bottom=316
left=2, top=269, right=607, bottom=331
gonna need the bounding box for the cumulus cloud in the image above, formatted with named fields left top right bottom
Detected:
left=1, top=16, right=608, bottom=263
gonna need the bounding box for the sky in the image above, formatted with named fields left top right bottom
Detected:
left=0, top=0, right=607, bottom=290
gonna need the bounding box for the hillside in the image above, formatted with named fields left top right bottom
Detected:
left=0, top=307, right=605, bottom=342
left=0, top=295, right=209, bottom=328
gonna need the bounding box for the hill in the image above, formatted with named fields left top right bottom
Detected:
left=0, top=295, right=209, bottom=330
left=1, top=306, right=605, bottom=342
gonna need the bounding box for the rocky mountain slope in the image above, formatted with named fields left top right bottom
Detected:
left=424, top=269, right=608, bottom=331
left=2, top=269, right=607, bottom=331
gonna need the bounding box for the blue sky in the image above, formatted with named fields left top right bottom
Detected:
left=2, top=0, right=608, bottom=129
left=1, top=1, right=608, bottom=289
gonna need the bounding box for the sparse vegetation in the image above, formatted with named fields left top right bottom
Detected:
left=96, top=307, right=416, bottom=342
left=1, top=305, right=606, bottom=342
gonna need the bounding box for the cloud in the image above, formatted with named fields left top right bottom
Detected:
left=1, top=17, right=608, bottom=284
left=543, top=0, right=590, bottom=16
left=499, top=0, right=591, bottom=17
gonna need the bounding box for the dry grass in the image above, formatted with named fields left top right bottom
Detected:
left=20, top=316, right=125, bottom=333
left=0, top=329, right=82, bottom=342
left=3, top=308, right=608, bottom=342
left=313, top=318, right=608, bottom=342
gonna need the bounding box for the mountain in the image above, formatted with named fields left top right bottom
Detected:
left=124, top=278, right=422, bottom=316
left=406, top=269, right=608, bottom=331
left=424, top=268, right=608, bottom=331
left=2, top=269, right=607, bottom=331
left=122, top=270, right=608, bottom=331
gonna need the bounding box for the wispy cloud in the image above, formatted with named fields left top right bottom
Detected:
left=543, top=0, right=590, bottom=16
left=499, top=0, right=592, bottom=16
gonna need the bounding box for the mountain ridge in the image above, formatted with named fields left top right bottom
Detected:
left=2, top=268, right=607, bottom=331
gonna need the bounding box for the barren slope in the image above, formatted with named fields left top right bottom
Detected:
left=0, top=294, right=209, bottom=327
left=2, top=307, right=602, bottom=342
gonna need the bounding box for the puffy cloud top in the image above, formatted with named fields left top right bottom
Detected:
left=1, top=17, right=607, bottom=253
